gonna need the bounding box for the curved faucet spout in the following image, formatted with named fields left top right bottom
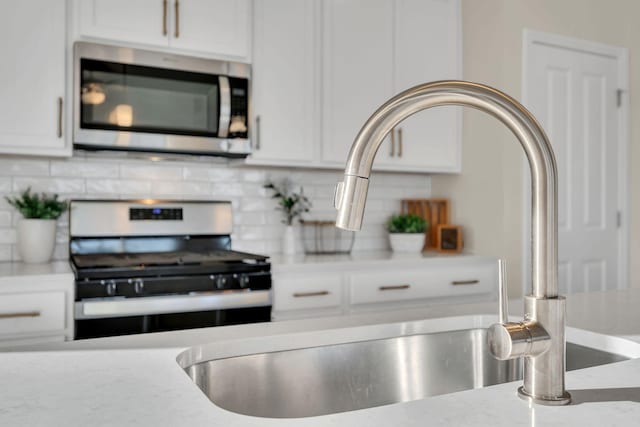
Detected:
left=334, top=80, right=557, bottom=299
left=334, top=80, right=570, bottom=405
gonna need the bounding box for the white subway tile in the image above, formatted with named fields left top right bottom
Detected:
left=86, top=179, right=151, bottom=195
left=121, top=164, right=183, bottom=180
left=51, top=160, right=119, bottom=178
left=0, top=244, right=11, bottom=261
left=183, top=166, right=239, bottom=181
left=0, top=159, right=49, bottom=176
left=151, top=181, right=211, bottom=196
left=0, top=228, right=16, bottom=244
left=0, top=211, right=10, bottom=227
left=0, top=177, right=11, bottom=193
left=13, top=177, right=85, bottom=194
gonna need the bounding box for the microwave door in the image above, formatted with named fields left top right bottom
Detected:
left=218, top=76, right=231, bottom=138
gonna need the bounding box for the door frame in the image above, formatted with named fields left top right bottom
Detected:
left=521, top=29, right=630, bottom=295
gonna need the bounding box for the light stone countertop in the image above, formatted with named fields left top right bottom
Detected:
left=0, top=260, right=72, bottom=279
left=2, top=289, right=640, bottom=425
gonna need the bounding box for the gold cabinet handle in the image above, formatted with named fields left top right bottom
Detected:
left=0, top=311, right=41, bottom=319
left=174, top=0, right=180, bottom=38
left=293, top=291, right=330, bottom=298
left=390, top=127, right=396, bottom=157
left=57, top=97, right=63, bottom=138
left=379, top=284, right=410, bottom=291
left=397, top=128, right=403, bottom=157
left=451, top=280, right=480, bottom=286
left=162, top=0, right=168, bottom=35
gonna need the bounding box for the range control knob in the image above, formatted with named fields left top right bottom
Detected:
left=104, top=280, right=117, bottom=296
left=238, top=274, right=250, bottom=289
left=133, top=278, right=145, bottom=295
left=215, top=275, right=228, bottom=290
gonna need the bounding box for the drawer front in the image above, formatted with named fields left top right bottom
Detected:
left=0, top=291, right=66, bottom=336
left=273, top=274, right=343, bottom=312
left=349, top=262, right=496, bottom=305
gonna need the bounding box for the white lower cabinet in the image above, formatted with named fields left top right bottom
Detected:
left=271, top=256, right=497, bottom=321
left=272, top=273, right=344, bottom=321
left=0, top=272, right=75, bottom=349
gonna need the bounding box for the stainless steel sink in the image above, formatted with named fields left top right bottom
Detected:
left=183, top=328, right=627, bottom=418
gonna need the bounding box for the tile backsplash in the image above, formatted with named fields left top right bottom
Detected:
left=0, top=153, right=431, bottom=261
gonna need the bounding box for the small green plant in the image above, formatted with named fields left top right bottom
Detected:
left=5, top=188, right=68, bottom=220
left=264, top=180, right=311, bottom=226
left=387, top=214, right=427, bottom=234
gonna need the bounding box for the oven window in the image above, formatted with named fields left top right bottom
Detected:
left=80, top=59, right=220, bottom=137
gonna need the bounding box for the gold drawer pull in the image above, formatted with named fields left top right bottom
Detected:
left=379, top=284, right=410, bottom=291
left=0, top=311, right=41, bottom=319
left=293, top=291, right=330, bottom=298
left=451, top=280, right=480, bottom=286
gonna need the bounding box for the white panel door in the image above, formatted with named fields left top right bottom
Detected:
left=77, top=0, right=169, bottom=47
left=0, top=0, right=68, bottom=156
left=525, top=35, right=623, bottom=293
left=169, top=0, right=250, bottom=59
left=321, top=0, right=394, bottom=165
left=250, top=0, right=316, bottom=164
left=392, top=0, right=461, bottom=172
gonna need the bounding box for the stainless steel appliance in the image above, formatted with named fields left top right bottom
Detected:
left=69, top=200, right=271, bottom=340
left=73, top=42, right=251, bottom=157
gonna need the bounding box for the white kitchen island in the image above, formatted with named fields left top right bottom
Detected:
left=2, top=289, right=640, bottom=426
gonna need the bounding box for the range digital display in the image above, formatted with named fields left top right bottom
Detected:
left=129, top=207, right=183, bottom=221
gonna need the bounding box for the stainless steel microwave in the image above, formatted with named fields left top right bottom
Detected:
left=73, top=42, right=251, bottom=157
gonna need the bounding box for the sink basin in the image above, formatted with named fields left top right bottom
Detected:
left=183, top=328, right=628, bottom=418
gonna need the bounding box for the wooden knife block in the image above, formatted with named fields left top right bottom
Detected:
left=401, top=198, right=450, bottom=251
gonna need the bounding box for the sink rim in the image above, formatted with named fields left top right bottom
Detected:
left=177, top=314, right=640, bottom=370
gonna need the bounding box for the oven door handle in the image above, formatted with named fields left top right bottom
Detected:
left=75, top=290, right=271, bottom=319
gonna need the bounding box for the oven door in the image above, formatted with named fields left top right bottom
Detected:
left=74, top=290, right=271, bottom=340
left=73, top=42, right=250, bottom=157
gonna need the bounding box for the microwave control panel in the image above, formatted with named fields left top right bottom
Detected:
left=228, top=77, right=249, bottom=138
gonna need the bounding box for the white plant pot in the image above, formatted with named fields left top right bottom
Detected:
left=389, top=233, right=425, bottom=253
left=17, top=219, right=57, bottom=264
left=282, top=225, right=299, bottom=255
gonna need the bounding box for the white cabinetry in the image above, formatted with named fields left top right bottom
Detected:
left=0, top=0, right=70, bottom=157
left=321, top=0, right=461, bottom=172
left=0, top=267, right=75, bottom=349
left=271, top=255, right=497, bottom=321
left=74, top=0, right=251, bottom=60
left=249, top=0, right=317, bottom=165
left=321, top=0, right=395, bottom=166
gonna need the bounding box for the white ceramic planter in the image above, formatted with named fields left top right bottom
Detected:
left=389, top=233, right=425, bottom=253
left=17, top=218, right=57, bottom=263
left=282, top=225, right=299, bottom=255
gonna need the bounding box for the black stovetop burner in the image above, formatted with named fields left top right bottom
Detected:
left=70, top=235, right=270, bottom=280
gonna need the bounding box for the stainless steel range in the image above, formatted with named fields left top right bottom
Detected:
left=69, top=200, right=271, bottom=340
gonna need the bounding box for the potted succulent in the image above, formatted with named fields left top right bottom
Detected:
left=387, top=213, right=427, bottom=253
left=6, top=188, right=68, bottom=263
left=265, top=180, right=312, bottom=255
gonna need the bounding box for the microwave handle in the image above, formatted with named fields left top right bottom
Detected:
left=218, top=76, right=231, bottom=138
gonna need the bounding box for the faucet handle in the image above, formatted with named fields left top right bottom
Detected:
left=488, top=258, right=551, bottom=360
left=498, top=258, right=508, bottom=324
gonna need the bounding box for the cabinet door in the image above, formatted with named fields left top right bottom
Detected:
left=321, top=0, right=395, bottom=165
left=249, top=0, right=316, bottom=164
left=391, top=0, right=461, bottom=172
left=76, top=0, right=170, bottom=47
left=169, top=0, right=250, bottom=59
left=0, top=0, right=69, bottom=156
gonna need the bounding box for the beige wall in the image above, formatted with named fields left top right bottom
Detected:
left=431, top=0, right=640, bottom=297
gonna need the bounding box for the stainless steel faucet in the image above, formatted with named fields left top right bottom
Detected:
left=334, top=80, right=571, bottom=405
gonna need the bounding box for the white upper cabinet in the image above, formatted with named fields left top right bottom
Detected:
left=249, top=0, right=317, bottom=164
left=321, top=0, right=395, bottom=166
left=76, top=0, right=169, bottom=48
left=390, top=0, right=461, bottom=172
left=321, top=0, right=461, bottom=172
left=0, top=0, right=70, bottom=157
left=74, top=0, right=251, bottom=60
left=169, top=0, right=250, bottom=59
